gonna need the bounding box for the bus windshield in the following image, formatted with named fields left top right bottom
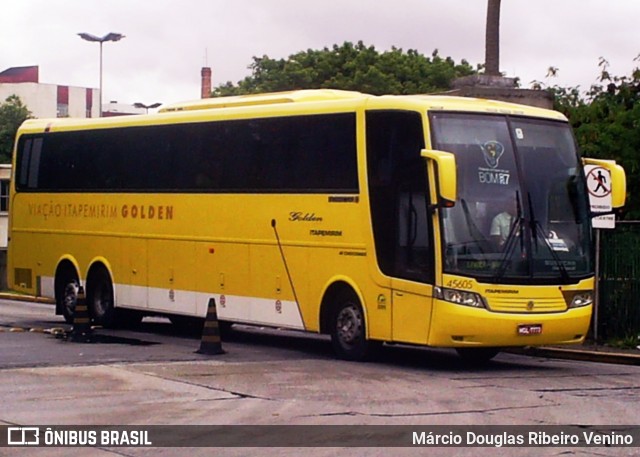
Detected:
left=430, top=112, right=592, bottom=284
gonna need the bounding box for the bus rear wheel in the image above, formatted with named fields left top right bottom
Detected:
left=330, top=292, right=377, bottom=361
left=55, top=265, right=80, bottom=324
left=87, top=268, right=117, bottom=328
left=60, top=280, right=79, bottom=324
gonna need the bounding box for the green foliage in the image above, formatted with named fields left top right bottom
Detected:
left=550, top=58, right=640, bottom=219
left=606, top=335, right=640, bottom=349
left=598, top=225, right=640, bottom=342
left=213, top=41, right=476, bottom=96
left=0, top=95, right=32, bottom=164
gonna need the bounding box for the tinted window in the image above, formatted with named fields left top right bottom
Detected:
left=366, top=110, right=433, bottom=282
left=15, top=113, right=358, bottom=193
left=431, top=112, right=592, bottom=282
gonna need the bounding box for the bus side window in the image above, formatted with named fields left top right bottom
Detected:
left=17, top=138, right=33, bottom=189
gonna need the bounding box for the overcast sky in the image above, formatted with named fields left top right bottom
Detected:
left=2, top=0, right=639, bottom=108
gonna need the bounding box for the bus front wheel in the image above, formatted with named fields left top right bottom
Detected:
left=330, top=292, right=377, bottom=361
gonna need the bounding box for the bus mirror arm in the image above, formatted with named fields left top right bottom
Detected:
left=421, top=149, right=457, bottom=208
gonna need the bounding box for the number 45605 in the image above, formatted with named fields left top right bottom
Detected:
left=446, top=279, right=473, bottom=289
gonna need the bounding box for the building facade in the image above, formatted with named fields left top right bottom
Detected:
left=0, top=165, right=10, bottom=289
left=0, top=66, right=101, bottom=118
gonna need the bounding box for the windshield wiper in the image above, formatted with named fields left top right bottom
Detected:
left=460, top=199, right=489, bottom=255
left=527, top=192, right=570, bottom=281
left=493, top=192, right=524, bottom=281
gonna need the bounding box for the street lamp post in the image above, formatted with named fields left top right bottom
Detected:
left=133, top=102, right=162, bottom=114
left=78, top=32, right=125, bottom=117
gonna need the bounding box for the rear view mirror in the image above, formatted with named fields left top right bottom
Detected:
left=421, top=149, right=457, bottom=207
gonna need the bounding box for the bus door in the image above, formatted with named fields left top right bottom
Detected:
left=365, top=110, right=434, bottom=345
left=390, top=188, right=434, bottom=345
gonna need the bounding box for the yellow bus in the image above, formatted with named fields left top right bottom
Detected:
left=9, top=89, right=626, bottom=362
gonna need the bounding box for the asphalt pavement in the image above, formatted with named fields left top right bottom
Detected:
left=1, top=292, right=638, bottom=366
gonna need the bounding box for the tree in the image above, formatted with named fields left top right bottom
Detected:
left=212, top=41, right=476, bottom=96
left=484, top=0, right=502, bottom=76
left=551, top=58, right=640, bottom=219
left=0, top=95, right=32, bottom=163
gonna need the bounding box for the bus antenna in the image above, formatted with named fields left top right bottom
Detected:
left=271, top=219, right=302, bottom=318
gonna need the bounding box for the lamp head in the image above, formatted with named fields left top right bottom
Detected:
left=78, top=32, right=125, bottom=43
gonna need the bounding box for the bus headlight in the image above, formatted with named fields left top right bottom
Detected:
left=569, top=291, right=593, bottom=308
left=435, top=287, right=487, bottom=309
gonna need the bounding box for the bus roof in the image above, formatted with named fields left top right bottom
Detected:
left=158, top=89, right=366, bottom=112
left=17, top=89, right=567, bottom=134
left=160, top=90, right=565, bottom=120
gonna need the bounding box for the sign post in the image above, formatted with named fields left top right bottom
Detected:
left=584, top=165, right=615, bottom=342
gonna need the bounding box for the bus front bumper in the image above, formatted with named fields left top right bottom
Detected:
left=427, top=300, right=592, bottom=348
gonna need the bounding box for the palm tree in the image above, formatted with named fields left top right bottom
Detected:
left=485, top=0, right=501, bottom=76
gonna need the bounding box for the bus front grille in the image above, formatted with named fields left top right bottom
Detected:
left=486, top=296, right=567, bottom=313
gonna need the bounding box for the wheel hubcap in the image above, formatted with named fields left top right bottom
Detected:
left=63, top=282, right=78, bottom=315
left=93, top=283, right=112, bottom=317
left=336, top=305, right=362, bottom=346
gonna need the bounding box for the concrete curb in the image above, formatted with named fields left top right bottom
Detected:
left=507, top=346, right=640, bottom=366
left=0, top=292, right=54, bottom=304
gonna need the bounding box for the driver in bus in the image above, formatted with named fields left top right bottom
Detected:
left=490, top=199, right=517, bottom=250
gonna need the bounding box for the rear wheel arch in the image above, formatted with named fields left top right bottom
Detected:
left=85, top=258, right=116, bottom=291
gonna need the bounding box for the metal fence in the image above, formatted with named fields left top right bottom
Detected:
left=596, top=221, right=640, bottom=343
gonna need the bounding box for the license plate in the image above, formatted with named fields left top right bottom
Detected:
left=517, top=324, right=542, bottom=336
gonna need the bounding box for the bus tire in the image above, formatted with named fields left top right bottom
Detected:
left=455, top=347, right=500, bottom=365
left=60, top=279, right=80, bottom=324
left=87, top=267, right=117, bottom=328
left=58, top=275, right=79, bottom=324
left=330, top=291, right=376, bottom=361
